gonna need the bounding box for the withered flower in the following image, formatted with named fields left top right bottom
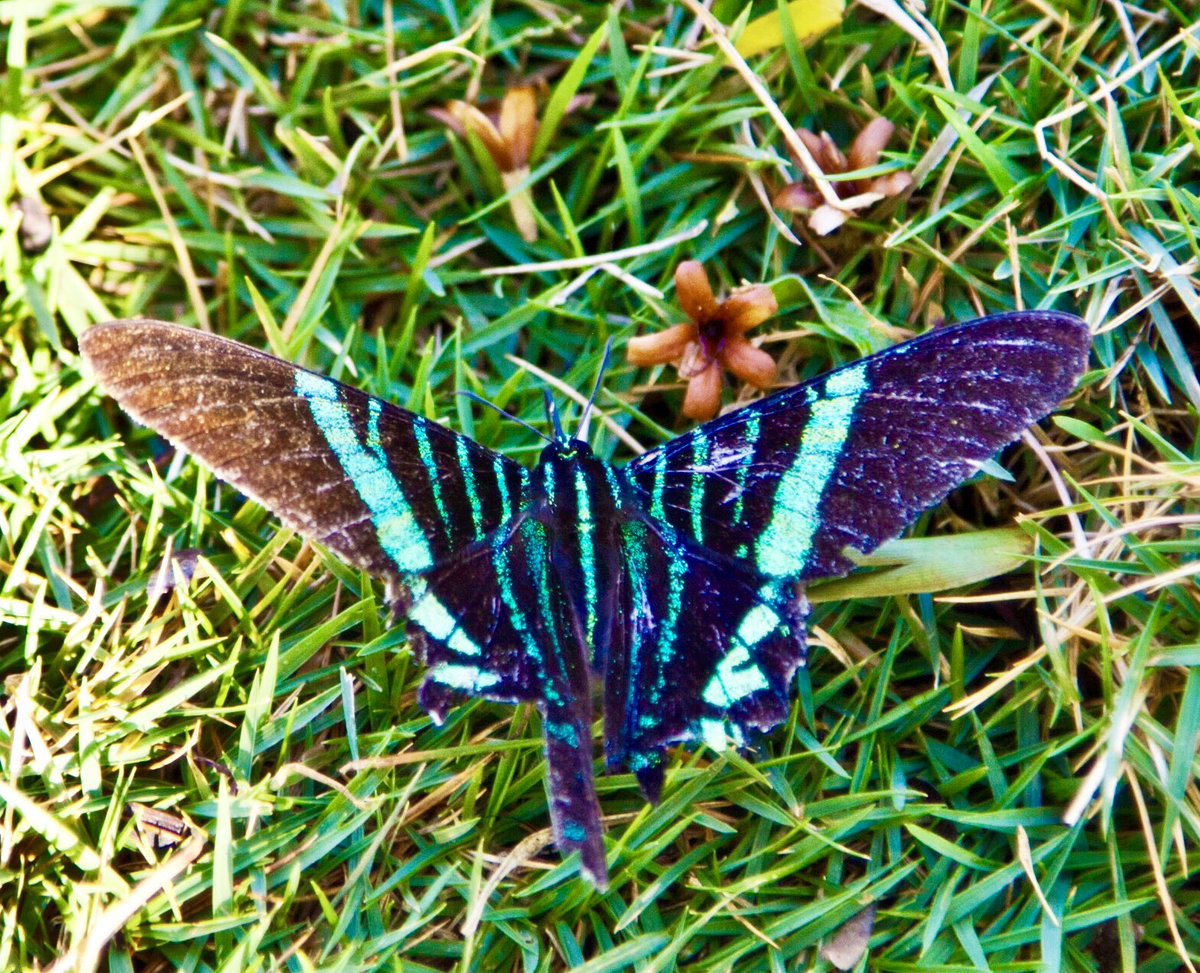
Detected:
left=628, top=261, right=778, bottom=422
left=432, top=86, right=539, bottom=241
left=775, top=118, right=914, bottom=235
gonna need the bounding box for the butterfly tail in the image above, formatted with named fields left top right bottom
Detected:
left=540, top=700, right=607, bottom=889
left=514, top=518, right=609, bottom=888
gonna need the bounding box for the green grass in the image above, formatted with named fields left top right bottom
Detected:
left=2, top=2, right=1199, bottom=970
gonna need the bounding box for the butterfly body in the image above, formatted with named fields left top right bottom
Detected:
left=416, top=437, right=630, bottom=881
left=81, top=311, right=1091, bottom=888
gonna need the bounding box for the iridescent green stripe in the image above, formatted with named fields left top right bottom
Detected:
left=545, top=720, right=579, bottom=747
left=649, top=452, right=667, bottom=520
left=412, top=417, right=450, bottom=532
left=294, top=372, right=431, bottom=573
left=688, top=435, right=710, bottom=543
left=494, top=531, right=535, bottom=654
left=702, top=643, right=769, bottom=707
left=456, top=437, right=483, bottom=537
left=561, top=821, right=587, bottom=843
left=656, top=544, right=686, bottom=678
left=619, top=521, right=654, bottom=731
left=699, top=717, right=745, bottom=751
left=619, top=520, right=686, bottom=734
left=735, top=600, right=781, bottom=647
left=757, top=364, right=868, bottom=577
left=699, top=590, right=780, bottom=712
left=409, top=581, right=482, bottom=657
left=429, top=662, right=500, bottom=691
left=366, top=398, right=383, bottom=450
left=494, top=455, right=512, bottom=522
left=492, top=520, right=549, bottom=705
left=605, top=466, right=623, bottom=510
left=575, top=466, right=598, bottom=645
left=525, top=520, right=567, bottom=707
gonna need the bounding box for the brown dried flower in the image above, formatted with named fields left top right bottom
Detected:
left=431, top=86, right=540, bottom=241
left=627, top=261, right=779, bottom=422
left=775, top=118, right=914, bottom=234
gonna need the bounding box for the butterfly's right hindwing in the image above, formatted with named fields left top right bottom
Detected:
left=80, top=321, right=528, bottom=584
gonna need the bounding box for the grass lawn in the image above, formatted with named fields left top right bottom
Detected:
left=2, top=1, right=1199, bottom=970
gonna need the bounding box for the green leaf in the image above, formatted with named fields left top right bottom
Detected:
left=808, top=528, right=1032, bottom=602
left=933, top=95, right=1017, bottom=195
left=530, top=21, right=606, bottom=165
left=202, top=32, right=285, bottom=115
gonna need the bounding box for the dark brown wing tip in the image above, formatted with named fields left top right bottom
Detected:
left=79, top=319, right=175, bottom=371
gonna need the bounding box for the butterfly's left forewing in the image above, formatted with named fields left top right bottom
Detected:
left=627, top=312, right=1090, bottom=581
left=81, top=320, right=528, bottom=583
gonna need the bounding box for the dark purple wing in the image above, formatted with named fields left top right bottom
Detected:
left=626, top=312, right=1090, bottom=582
left=603, top=517, right=808, bottom=802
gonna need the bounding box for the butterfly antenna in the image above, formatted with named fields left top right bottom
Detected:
left=457, top=390, right=553, bottom=445
left=575, top=338, right=613, bottom=443
left=543, top=389, right=566, bottom=442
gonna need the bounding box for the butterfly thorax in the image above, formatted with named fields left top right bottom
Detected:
left=528, top=438, right=626, bottom=668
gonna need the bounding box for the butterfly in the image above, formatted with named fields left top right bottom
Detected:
left=80, top=311, right=1090, bottom=888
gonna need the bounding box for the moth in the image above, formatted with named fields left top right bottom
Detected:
left=81, top=312, right=1090, bottom=888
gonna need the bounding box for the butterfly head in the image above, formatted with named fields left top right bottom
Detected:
left=538, top=436, right=594, bottom=467
left=534, top=436, right=602, bottom=504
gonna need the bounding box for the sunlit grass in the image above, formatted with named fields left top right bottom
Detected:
left=1, top=2, right=1198, bottom=970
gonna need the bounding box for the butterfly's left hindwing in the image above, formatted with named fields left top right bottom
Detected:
left=604, top=516, right=807, bottom=800
left=80, top=321, right=528, bottom=584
